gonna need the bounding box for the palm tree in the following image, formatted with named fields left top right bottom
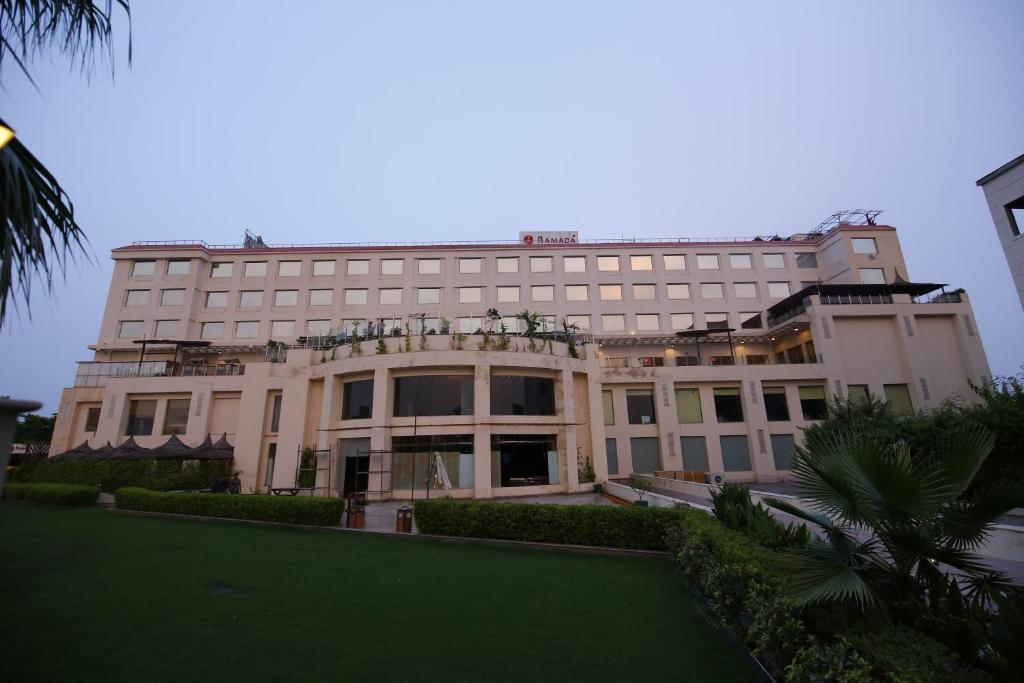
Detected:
left=0, top=1, right=131, bottom=326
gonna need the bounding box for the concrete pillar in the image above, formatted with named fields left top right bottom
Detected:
left=653, top=373, right=683, bottom=472
left=561, top=368, right=580, bottom=492
left=585, top=357, right=609, bottom=484
left=745, top=378, right=776, bottom=482
left=473, top=362, right=492, bottom=498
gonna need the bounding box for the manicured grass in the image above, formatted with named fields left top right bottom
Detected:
left=0, top=502, right=756, bottom=682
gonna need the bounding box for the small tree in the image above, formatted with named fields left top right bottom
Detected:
left=629, top=476, right=652, bottom=506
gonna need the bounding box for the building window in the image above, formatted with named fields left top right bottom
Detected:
left=167, top=259, right=190, bottom=276
left=563, top=256, right=586, bottom=272
left=701, top=283, right=724, bottom=299
left=602, top=390, right=615, bottom=425
left=381, top=259, right=404, bottom=275
left=632, top=284, right=656, bottom=300
left=706, top=313, right=729, bottom=330
left=636, top=314, right=660, bottom=331
left=160, top=289, right=185, bottom=306
left=602, top=314, right=625, bottom=332
left=763, top=253, right=785, bottom=269
left=630, top=437, right=661, bottom=473
left=243, top=261, right=267, bottom=277
left=740, top=312, right=762, bottom=329
left=729, top=254, right=752, bottom=269
left=131, top=260, right=155, bottom=276
left=496, top=257, right=518, bottom=273
left=458, top=287, right=482, bottom=304
left=347, top=259, right=369, bottom=275
left=264, top=443, right=277, bottom=488
left=417, top=288, right=441, bottom=304
left=309, top=289, right=333, bottom=306
left=696, top=254, right=719, bottom=270
left=606, top=438, right=619, bottom=475
left=269, top=394, right=283, bottom=432
left=393, top=375, right=474, bottom=416
left=531, top=285, right=554, bottom=302
left=530, top=256, right=552, bottom=273
left=767, top=281, right=791, bottom=298
left=676, top=388, right=702, bottom=423
left=342, top=379, right=374, bottom=420
left=84, top=407, right=101, bottom=433
left=270, top=320, right=295, bottom=338
left=312, top=260, right=335, bottom=276
left=154, top=320, right=178, bottom=337
left=566, top=314, right=590, bottom=330
left=1004, top=196, right=1024, bottom=236
left=884, top=384, right=914, bottom=416
left=796, top=253, right=818, bottom=268
left=744, top=353, right=767, bottom=365
left=307, top=320, right=330, bottom=335
left=210, top=262, right=233, bottom=278
left=565, top=284, right=588, bottom=301
left=713, top=387, right=743, bottom=422
left=491, top=375, right=556, bottom=416
left=124, top=289, right=149, bottom=306
left=126, top=399, right=157, bottom=436
left=596, top=255, right=619, bottom=272
left=277, top=261, right=301, bottom=277
left=205, top=291, right=227, bottom=308
left=666, top=283, right=690, bottom=300
left=799, top=386, right=828, bottom=420
left=162, top=398, right=190, bottom=435
left=626, top=389, right=656, bottom=425
left=118, top=320, right=143, bottom=338
left=630, top=255, right=653, bottom=271
left=458, top=258, right=481, bottom=274
left=848, top=384, right=870, bottom=404
left=763, top=386, right=790, bottom=421
left=417, top=258, right=441, bottom=275
left=639, top=356, right=664, bottom=367
left=601, top=357, right=628, bottom=368
left=720, top=435, right=752, bottom=471
left=379, top=288, right=402, bottom=305
left=274, top=290, right=298, bottom=306
left=458, top=317, right=482, bottom=333
left=344, top=289, right=368, bottom=305
left=671, top=313, right=694, bottom=330
left=490, top=434, right=558, bottom=487
left=771, top=434, right=796, bottom=471
left=235, top=321, right=259, bottom=338
left=239, top=290, right=263, bottom=307
left=664, top=254, right=686, bottom=271
left=851, top=237, right=878, bottom=254
left=859, top=268, right=886, bottom=284
left=201, top=322, right=224, bottom=339
left=599, top=284, right=623, bottom=301
left=734, top=282, right=757, bottom=299
left=490, top=286, right=517, bottom=303
left=680, top=436, right=709, bottom=471
left=392, top=434, right=475, bottom=490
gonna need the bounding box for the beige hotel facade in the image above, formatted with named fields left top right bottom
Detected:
left=50, top=219, right=991, bottom=499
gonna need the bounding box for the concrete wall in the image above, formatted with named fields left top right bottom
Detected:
left=978, top=157, right=1024, bottom=309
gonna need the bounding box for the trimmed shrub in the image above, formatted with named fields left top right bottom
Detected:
left=2, top=482, right=100, bottom=505
left=412, top=498, right=693, bottom=550
left=114, top=488, right=344, bottom=526
left=12, top=458, right=232, bottom=493
left=711, top=483, right=810, bottom=550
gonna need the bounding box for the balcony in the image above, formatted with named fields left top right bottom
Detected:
left=74, top=360, right=245, bottom=387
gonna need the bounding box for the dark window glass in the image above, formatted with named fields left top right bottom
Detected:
left=84, top=407, right=100, bottom=432
left=162, top=398, right=190, bottom=435
left=680, top=436, right=709, bottom=471
left=392, top=434, right=475, bottom=490
left=720, top=435, right=752, bottom=471
left=629, top=437, right=661, bottom=473
left=626, top=390, right=656, bottom=424
left=713, top=388, right=743, bottom=422
left=796, top=253, right=818, bottom=268
left=763, top=386, right=790, bottom=421
left=264, top=443, right=277, bottom=488
left=605, top=438, right=619, bottom=475
left=786, top=345, right=805, bottom=364
left=393, top=376, right=474, bottom=416
left=126, top=400, right=156, bottom=435
left=770, top=434, right=796, bottom=471
left=490, top=375, right=555, bottom=416
left=490, top=434, right=557, bottom=487
left=270, top=394, right=283, bottom=431
left=342, top=379, right=374, bottom=420
left=639, top=356, right=664, bottom=367
left=740, top=313, right=762, bottom=329
left=799, top=386, right=828, bottom=420
left=1005, top=196, right=1024, bottom=237
left=804, top=340, right=817, bottom=363
left=675, top=356, right=699, bottom=367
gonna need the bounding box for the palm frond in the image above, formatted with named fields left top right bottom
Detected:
left=929, top=424, right=995, bottom=501
left=940, top=487, right=1024, bottom=550
left=781, top=541, right=880, bottom=609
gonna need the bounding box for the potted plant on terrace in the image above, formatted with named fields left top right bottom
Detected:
left=630, top=476, right=652, bottom=507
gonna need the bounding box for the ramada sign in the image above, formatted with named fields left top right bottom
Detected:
left=519, top=231, right=579, bottom=245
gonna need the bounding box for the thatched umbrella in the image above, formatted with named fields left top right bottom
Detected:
left=85, top=441, right=115, bottom=460
left=109, top=436, right=148, bottom=460
left=191, top=434, right=234, bottom=460
left=51, top=441, right=93, bottom=461
left=149, top=435, right=193, bottom=460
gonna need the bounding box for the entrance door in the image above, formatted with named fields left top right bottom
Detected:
left=339, top=437, right=371, bottom=497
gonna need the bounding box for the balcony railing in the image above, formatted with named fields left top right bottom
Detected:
left=74, top=360, right=245, bottom=387
left=601, top=354, right=822, bottom=369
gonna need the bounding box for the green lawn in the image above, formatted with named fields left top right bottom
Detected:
left=0, top=502, right=756, bottom=682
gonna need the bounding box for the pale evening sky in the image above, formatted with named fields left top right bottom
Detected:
left=2, top=1, right=1023, bottom=413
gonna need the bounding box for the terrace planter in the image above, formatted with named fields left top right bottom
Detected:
left=592, top=484, right=603, bottom=494
left=634, top=500, right=649, bottom=508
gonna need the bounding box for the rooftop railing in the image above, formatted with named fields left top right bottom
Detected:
left=74, top=360, right=245, bottom=387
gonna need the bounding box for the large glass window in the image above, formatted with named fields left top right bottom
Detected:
left=681, top=436, right=709, bottom=472
left=491, top=375, right=555, bottom=416
left=347, top=259, right=369, bottom=275
left=851, top=238, right=878, bottom=254
left=636, top=314, right=660, bottom=331
left=201, top=322, right=224, bottom=339
left=235, top=321, right=259, bottom=338
left=160, top=289, right=185, bottom=306
left=771, top=434, right=796, bottom=471
left=344, top=289, right=367, bottom=305
left=418, top=258, right=441, bottom=274
left=312, top=260, right=335, bottom=276
left=796, top=253, right=818, bottom=268
left=566, top=314, right=590, bottom=330
left=799, top=386, right=828, bottom=420
left=264, top=443, right=277, bottom=488
left=767, top=281, right=791, bottom=298
left=118, top=320, right=143, bottom=338
left=271, top=321, right=295, bottom=338
left=84, top=407, right=101, bottom=433
left=530, top=256, right=552, bottom=273
left=131, top=260, right=155, bottom=276
left=205, top=291, right=227, bottom=308
left=884, top=384, right=914, bottom=416
left=394, top=434, right=475, bottom=491
left=379, top=288, right=402, bottom=304
left=210, top=262, right=233, bottom=278
left=630, top=437, right=661, bottom=473
left=713, top=387, right=743, bottom=422
left=417, top=288, right=441, bottom=304
left=675, top=388, right=702, bottom=423
left=162, top=398, right=190, bottom=435
left=666, top=284, right=690, bottom=300
left=597, top=255, right=620, bottom=272
left=632, top=284, right=656, bottom=300
left=626, top=389, right=656, bottom=425
left=563, top=256, right=586, bottom=272
left=496, top=257, right=518, bottom=273
left=459, top=258, right=481, bottom=274
left=531, top=285, right=554, bottom=302
left=848, top=384, right=870, bottom=405
left=393, top=376, right=474, bottom=416
left=763, top=253, right=785, bottom=269
left=763, top=386, right=790, bottom=421
left=664, top=254, right=686, bottom=271
left=244, top=261, right=267, bottom=277
left=734, top=282, right=757, bottom=299
left=154, top=320, right=179, bottom=337
left=720, top=435, right=752, bottom=471
left=602, top=314, right=625, bottom=331
left=729, top=254, right=752, bottom=269
left=278, top=261, right=301, bottom=277
left=126, top=399, right=157, bottom=435
left=696, top=254, right=719, bottom=270
left=342, top=379, right=374, bottom=420
left=491, top=434, right=558, bottom=487
left=166, top=259, right=190, bottom=276
left=705, top=313, right=729, bottom=330
left=859, top=268, right=886, bottom=284
left=599, top=284, right=622, bottom=301
left=701, top=283, right=724, bottom=299
left=671, top=313, right=694, bottom=330
left=630, top=255, right=653, bottom=271
left=458, top=287, right=482, bottom=304
left=740, top=312, right=762, bottom=329
left=602, top=390, right=615, bottom=425
left=606, top=438, right=619, bottom=475
left=565, top=285, right=588, bottom=301
left=240, top=290, right=263, bottom=307
left=496, top=286, right=519, bottom=303
left=124, top=290, right=148, bottom=306
left=381, top=259, right=404, bottom=275
left=274, top=290, right=298, bottom=306
left=306, top=320, right=330, bottom=335
left=310, top=289, right=333, bottom=306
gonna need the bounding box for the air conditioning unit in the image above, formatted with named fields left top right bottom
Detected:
left=705, top=473, right=726, bottom=486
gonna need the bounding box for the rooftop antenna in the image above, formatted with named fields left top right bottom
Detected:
left=243, top=229, right=267, bottom=248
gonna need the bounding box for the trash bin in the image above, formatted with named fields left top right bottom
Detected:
left=346, top=494, right=366, bottom=529
left=396, top=505, right=413, bottom=533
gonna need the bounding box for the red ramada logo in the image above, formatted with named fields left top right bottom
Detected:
left=522, top=234, right=534, bottom=245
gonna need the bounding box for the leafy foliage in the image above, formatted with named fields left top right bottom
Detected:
left=12, top=457, right=231, bottom=493
left=114, top=487, right=344, bottom=526
left=14, top=412, right=55, bottom=443
left=2, top=482, right=99, bottom=504
left=711, top=483, right=810, bottom=550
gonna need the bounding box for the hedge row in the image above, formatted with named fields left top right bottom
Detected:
left=412, top=498, right=692, bottom=550
left=2, top=483, right=101, bottom=505
left=114, top=488, right=344, bottom=526
left=13, top=458, right=232, bottom=493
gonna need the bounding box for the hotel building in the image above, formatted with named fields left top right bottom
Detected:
left=50, top=214, right=991, bottom=499
left=977, top=154, right=1024, bottom=310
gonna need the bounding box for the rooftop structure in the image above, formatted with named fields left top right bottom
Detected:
left=977, top=154, right=1024, bottom=309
